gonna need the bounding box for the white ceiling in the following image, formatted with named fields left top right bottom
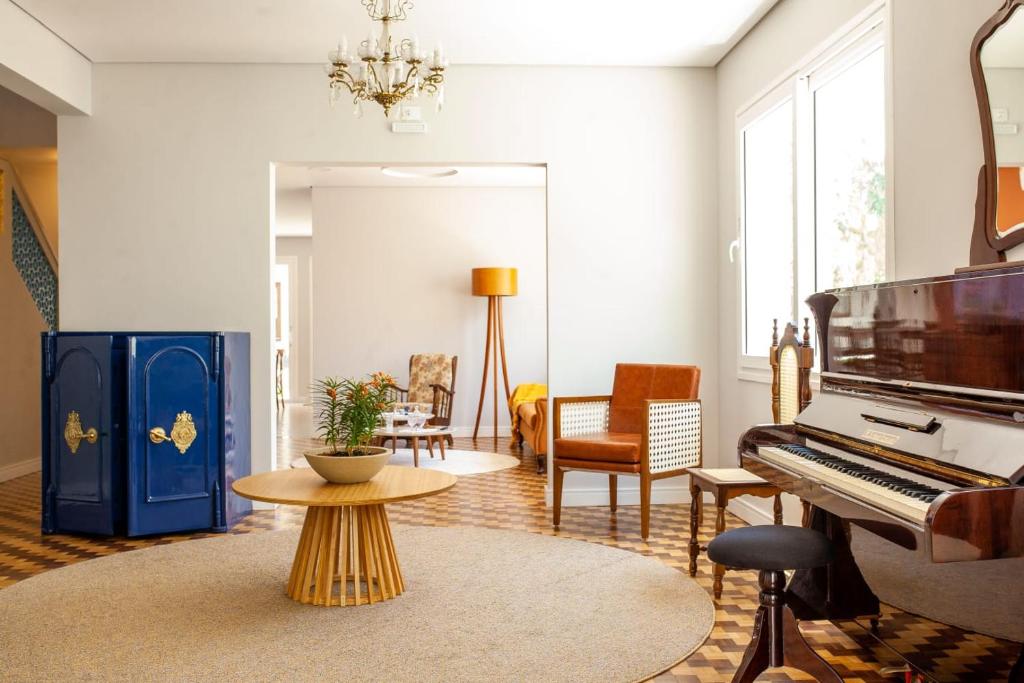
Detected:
left=17, top=0, right=778, bottom=67
left=276, top=164, right=546, bottom=190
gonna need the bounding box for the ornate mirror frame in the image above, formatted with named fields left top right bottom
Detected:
left=970, top=0, right=1024, bottom=265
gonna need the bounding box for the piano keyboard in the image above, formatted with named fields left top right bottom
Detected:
left=756, top=443, right=947, bottom=524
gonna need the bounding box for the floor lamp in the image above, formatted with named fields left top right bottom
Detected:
left=471, top=267, right=517, bottom=440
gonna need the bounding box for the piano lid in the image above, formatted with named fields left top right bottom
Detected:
left=807, top=265, right=1024, bottom=396
left=794, top=392, right=1024, bottom=486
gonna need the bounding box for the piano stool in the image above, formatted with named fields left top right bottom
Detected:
left=707, top=525, right=841, bottom=683
left=686, top=467, right=782, bottom=600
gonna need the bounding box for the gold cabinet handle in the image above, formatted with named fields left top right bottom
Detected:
left=64, top=411, right=98, bottom=454
left=148, top=411, right=197, bottom=455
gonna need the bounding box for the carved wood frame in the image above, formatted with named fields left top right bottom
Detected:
left=969, top=0, right=1024, bottom=265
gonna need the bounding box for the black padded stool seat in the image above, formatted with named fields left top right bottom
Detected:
left=708, top=525, right=841, bottom=683
left=707, top=524, right=834, bottom=571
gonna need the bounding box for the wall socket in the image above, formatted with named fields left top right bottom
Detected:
left=992, top=107, right=1009, bottom=123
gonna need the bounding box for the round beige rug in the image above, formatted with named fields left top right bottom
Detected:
left=0, top=525, right=713, bottom=682
left=292, top=448, right=521, bottom=475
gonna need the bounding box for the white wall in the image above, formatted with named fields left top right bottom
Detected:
left=890, top=0, right=1002, bottom=279
left=276, top=187, right=312, bottom=237
left=310, top=186, right=546, bottom=436
left=275, top=236, right=313, bottom=402
left=58, top=63, right=719, bottom=506
left=716, top=0, right=1004, bottom=525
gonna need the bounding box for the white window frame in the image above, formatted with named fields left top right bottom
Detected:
left=735, top=1, right=894, bottom=383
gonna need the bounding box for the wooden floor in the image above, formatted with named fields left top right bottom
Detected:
left=0, top=406, right=1018, bottom=682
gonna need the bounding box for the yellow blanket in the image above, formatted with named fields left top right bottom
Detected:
left=509, top=383, right=548, bottom=437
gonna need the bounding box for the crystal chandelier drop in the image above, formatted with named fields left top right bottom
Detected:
left=325, top=0, right=448, bottom=118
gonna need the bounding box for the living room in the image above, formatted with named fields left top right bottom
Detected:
left=1, top=0, right=1023, bottom=680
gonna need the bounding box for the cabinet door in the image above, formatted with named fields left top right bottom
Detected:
left=127, top=336, right=219, bottom=536
left=45, top=335, right=117, bottom=534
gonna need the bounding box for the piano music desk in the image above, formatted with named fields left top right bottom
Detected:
left=687, top=467, right=783, bottom=600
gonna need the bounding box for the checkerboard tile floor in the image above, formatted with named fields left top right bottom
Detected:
left=0, top=411, right=1018, bottom=682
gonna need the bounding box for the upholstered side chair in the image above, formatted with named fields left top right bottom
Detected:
left=552, top=363, right=702, bottom=540
left=388, top=354, right=458, bottom=446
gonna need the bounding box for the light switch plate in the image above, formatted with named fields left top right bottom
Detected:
left=993, top=108, right=1009, bottom=123
left=391, top=121, right=429, bottom=134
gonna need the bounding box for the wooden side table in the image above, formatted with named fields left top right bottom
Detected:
left=233, top=466, right=456, bottom=607
left=687, top=467, right=783, bottom=600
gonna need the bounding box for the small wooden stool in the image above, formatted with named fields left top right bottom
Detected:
left=687, top=467, right=783, bottom=600
left=708, top=525, right=841, bottom=682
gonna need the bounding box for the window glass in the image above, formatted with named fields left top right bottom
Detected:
left=743, top=100, right=794, bottom=356
left=813, top=47, right=887, bottom=291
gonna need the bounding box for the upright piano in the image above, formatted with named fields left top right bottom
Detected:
left=739, top=266, right=1024, bottom=679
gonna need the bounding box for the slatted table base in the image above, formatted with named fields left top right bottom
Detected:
left=286, top=504, right=405, bottom=607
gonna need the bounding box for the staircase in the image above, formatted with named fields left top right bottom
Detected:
left=1, top=155, right=58, bottom=481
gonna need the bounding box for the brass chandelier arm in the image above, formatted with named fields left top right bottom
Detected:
left=325, top=0, right=445, bottom=117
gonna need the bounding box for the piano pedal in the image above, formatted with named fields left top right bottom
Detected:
left=879, top=665, right=924, bottom=682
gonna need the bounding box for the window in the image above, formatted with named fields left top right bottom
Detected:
left=738, top=11, right=888, bottom=363
left=742, top=99, right=794, bottom=356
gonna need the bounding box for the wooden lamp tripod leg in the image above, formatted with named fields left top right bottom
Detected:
left=473, top=295, right=513, bottom=443
left=473, top=297, right=495, bottom=440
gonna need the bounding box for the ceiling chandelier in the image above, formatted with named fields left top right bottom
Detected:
left=325, top=0, right=448, bottom=118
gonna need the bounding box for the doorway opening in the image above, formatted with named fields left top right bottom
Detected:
left=271, top=163, right=549, bottom=474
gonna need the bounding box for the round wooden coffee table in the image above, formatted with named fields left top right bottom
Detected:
left=232, top=466, right=456, bottom=607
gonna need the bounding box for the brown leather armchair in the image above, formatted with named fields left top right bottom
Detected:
left=552, top=363, right=701, bottom=540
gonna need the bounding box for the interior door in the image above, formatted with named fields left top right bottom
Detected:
left=127, top=336, right=219, bottom=536
left=47, top=335, right=117, bottom=534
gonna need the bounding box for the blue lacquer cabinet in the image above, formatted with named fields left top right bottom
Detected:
left=41, top=332, right=251, bottom=536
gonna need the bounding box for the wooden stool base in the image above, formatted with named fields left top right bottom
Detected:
left=732, top=569, right=841, bottom=683
left=286, top=504, right=404, bottom=606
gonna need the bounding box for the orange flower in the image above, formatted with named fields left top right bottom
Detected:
left=326, top=388, right=337, bottom=400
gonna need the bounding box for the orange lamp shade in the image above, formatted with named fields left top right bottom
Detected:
left=472, top=267, right=518, bottom=297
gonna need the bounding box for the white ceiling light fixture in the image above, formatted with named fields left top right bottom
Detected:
left=326, top=0, right=448, bottom=119
left=380, top=167, right=458, bottom=179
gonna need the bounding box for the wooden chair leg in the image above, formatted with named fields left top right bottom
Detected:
left=608, top=474, right=617, bottom=513
left=640, top=472, right=652, bottom=540
left=713, top=498, right=727, bottom=600
left=552, top=466, right=565, bottom=528
left=426, top=437, right=435, bottom=459
left=688, top=479, right=700, bottom=577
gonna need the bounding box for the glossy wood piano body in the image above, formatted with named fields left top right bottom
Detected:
left=738, top=266, right=1024, bottom=677
left=742, top=266, right=1024, bottom=560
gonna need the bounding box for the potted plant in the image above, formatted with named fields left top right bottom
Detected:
left=304, top=372, right=396, bottom=484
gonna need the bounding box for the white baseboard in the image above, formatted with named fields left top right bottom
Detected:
left=545, top=484, right=694, bottom=507
left=0, top=457, right=41, bottom=483
left=727, top=496, right=775, bottom=526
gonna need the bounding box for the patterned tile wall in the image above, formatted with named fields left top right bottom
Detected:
left=11, top=189, right=57, bottom=330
